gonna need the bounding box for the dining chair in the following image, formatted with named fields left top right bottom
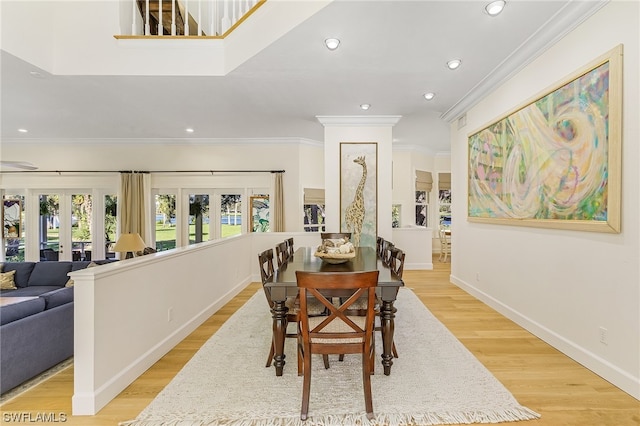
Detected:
left=381, top=240, right=395, bottom=266
left=259, top=249, right=329, bottom=374
left=275, top=241, right=289, bottom=267
left=438, top=226, right=451, bottom=262
left=376, top=237, right=383, bottom=258
left=285, top=237, right=295, bottom=259
left=296, top=270, right=379, bottom=421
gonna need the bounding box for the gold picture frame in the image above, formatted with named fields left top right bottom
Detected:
left=467, top=44, right=622, bottom=233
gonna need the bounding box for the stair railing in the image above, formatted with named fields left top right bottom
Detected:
left=128, top=0, right=263, bottom=38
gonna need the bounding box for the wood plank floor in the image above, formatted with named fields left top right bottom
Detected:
left=1, top=257, right=638, bottom=425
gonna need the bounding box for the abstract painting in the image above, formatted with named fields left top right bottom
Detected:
left=468, top=45, right=622, bottom=233
left=340, top=142, right=377, bottom=247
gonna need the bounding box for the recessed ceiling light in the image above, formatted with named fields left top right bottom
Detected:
left=18, top=128, right=28, bottom=133
left=423, top=92, right=435, bottom=100
left=485, top=0, right=506, bottom=16
left=360, top=104, right=371, bottom=110
left=447, top=59, right=462, bottom=70
left=185, top=128, right=194, bottom=133
left=324, top=38, right=340, bottom=51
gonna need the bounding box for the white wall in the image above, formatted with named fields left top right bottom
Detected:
left=450, top=1, right=639, bottom=399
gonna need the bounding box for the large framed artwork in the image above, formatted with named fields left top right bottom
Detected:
left=468, top=44, right=622, bottom=233
left=340, top=142, right=377, bottom=248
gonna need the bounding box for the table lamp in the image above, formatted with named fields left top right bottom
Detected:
left=113, top=233, right=146, bottom=259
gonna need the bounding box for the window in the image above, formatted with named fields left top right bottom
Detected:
left=105, top=194, right=117, bottom=258
left=392, top=204, right=401, bottom=228
left=189, top=194, right=210, bottom=244
left=3, top=195, right=24, bottom=261
left=221, top=194, right=242, bottom=238
left=71, top=193, right=92, bottom=261
left=250, top=195, right=270, bottom=232
left=438, top=173, right=452, bottom=226
left=155, top=194, right=176, bottom=251
left=39, top=194, right=60, bottom=258
left=303, top=188, right=325, bottom=232
left=415, top=170, right=432, bottom=227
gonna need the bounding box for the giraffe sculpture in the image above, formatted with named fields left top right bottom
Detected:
left=344, top=156, right=367, bottom=247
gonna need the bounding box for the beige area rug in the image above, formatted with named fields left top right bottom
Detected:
left=122, top=288, right=540, bottom=426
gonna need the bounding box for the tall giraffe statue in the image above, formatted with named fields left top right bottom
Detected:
left=344, top=156, right=367, bottom=247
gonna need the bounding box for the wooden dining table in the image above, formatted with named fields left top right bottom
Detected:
left=266, top=246, right=404, bottom=376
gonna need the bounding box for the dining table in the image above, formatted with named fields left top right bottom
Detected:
left=266, top=246, right=404, bottom=376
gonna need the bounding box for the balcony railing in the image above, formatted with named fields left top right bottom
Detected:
left=123, top=0, right=264, bottom=38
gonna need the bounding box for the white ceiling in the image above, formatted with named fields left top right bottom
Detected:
left=1, top=1, right=605, bottom=155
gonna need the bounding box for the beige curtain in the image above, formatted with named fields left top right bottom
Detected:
left=439, top=173, right=451, bottom=190
left=119, top=172, right=147, bottom=238
left=273, top=172, right=285, bottom=232
left=416, top=170, right=433, bottom=192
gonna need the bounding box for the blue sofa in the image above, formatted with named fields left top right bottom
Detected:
left=0, top=260, right=114, bottom=394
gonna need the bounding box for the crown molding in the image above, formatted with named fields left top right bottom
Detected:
left=0, top=137, right=322, bottom=146
left=316, top=115, right=402, bottom=127
left=441, top=0, right=609, bottom=123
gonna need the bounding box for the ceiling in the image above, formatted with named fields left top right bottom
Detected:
left=1, top=1, right=603, bottom=155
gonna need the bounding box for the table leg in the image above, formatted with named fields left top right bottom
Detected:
left=271, top=300, right=288, bottom=376
left=379, top=299, right=396, bottom=375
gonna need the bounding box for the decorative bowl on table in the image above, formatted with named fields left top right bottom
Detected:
left=314, top=239, right=356, bottom=264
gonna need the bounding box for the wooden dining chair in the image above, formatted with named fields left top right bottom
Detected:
left=275, top=241, right=289, bottom=267
left=376, top=236, right=383, bottom=258
left=296, top=270, right=379, bottom=421
left=259, top=249, right=329, bottom=375
left=285, top=237, right=295, bottom=259
left=381, top=240, right=395, bottom=266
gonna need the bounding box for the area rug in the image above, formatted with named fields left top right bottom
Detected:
left=122, top=288, right=540, bottom=426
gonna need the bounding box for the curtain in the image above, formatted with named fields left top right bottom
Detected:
left=415, top=170, right=433, bottom=192
left=273, top=172, right=285, bottom=232
left=303, top=188, right=325, bottom=205
left=439, top=173, right=451, bottom=190
left=119, top=172, right=147, bottom=240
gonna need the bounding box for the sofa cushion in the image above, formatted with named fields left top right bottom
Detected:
left=71, top=261, right=92, bottom=271
left=1, top=270, right=17, bottom=290
left=1, top=262, right=36, bottom=288
left=0, top=297, right=46, bottom=325
left=27, top=262, right=73, bottom=287
left=41, top=287, right=74, bottom=310
left=0, top=286, right=62, bottom=297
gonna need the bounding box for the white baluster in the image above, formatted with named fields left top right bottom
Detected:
left=145, top=0, right=151, bottom=35
left=158, top=0, right=163, bottom=35
left=221, top=0, right=230, bottom=33
left=171, top=0, right=176, bottom=35
left=131, top=0, right=137, bottom=35
left=197, top=0, right=202, bottom=36
left=210, top=0, right=216, bottom=36
left=184, top=0, right=190, bottom=35
left=232, top=0, right=237, bottom=26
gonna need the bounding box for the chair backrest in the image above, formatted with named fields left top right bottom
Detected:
left=389, top=247, right=405, bottom=278
left=285, top=237, right=294, bottom=258
left=376, top=237, right=383, bottom=258
left=258, top=248, right=275, bottom=306
left=296, top=270, right=379, bottom=348
left=381, top=240, right=394, bottom=266
left=321, top=232, right=352, bottom=241
left=258, top=248, right=275, bottom=284
left=439, top=227, right=451, bottom=246
left=275, top=241, right=289, bottom=267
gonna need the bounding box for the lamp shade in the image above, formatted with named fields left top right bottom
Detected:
left=113, top=233, right=146, bottom=254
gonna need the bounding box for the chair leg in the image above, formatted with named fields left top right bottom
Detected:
left=362, top=347, right=374, bottom=420
left=322, top=354, right=330, bottom=369
left=392, top=341, right=399, bottom=358
left=266, top=340, right=275, bottom=368
left=301, top=349, right=312, bottom=421
left=338, top=354, right=345, bottom=362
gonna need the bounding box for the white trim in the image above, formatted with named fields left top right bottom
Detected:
left=316, top=115, right=402, bottom=126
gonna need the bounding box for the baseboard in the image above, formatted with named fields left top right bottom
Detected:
left=450, top=274, right=640, bottom=401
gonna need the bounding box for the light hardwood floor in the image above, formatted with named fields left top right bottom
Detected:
left=1, top=258, right=638, bottom=425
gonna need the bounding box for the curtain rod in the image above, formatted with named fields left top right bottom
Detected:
left=0, top=169, right=285, bottom=174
